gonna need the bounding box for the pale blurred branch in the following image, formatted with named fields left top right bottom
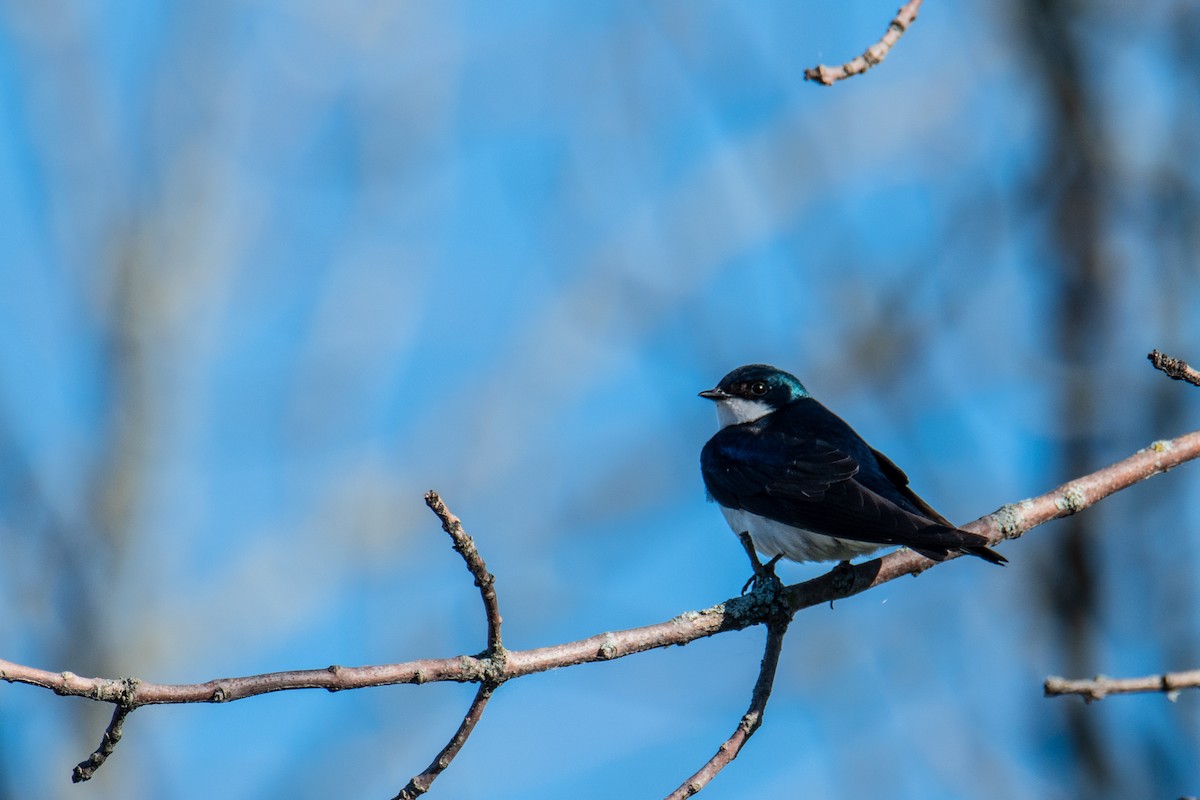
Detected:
left=1044, top=670, right=1200, bottom=702
left=804, top=0, right=923, bottom=86
left=5, top=423, right=1200, bottom=795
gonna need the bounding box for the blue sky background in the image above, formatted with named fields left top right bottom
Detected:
left=2, top=2, right=1199, bottom=798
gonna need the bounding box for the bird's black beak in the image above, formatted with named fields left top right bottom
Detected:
left=698, top=388, right=729, bottom=400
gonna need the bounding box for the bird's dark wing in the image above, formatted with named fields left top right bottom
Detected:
left=868, top=446, right=955, bottom=527
left=702, top=426, right=918, bottom=542
left=701, top=428, right=859, bottom=507
left=702, top=420, right=1006, bottom=563
left=866, top=446, right=1006, bottom=563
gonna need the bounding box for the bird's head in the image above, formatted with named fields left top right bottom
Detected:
left=699, top=364, right=810, bottom=429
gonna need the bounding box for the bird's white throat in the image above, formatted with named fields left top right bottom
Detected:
left=714, top=397, right=774, bottom=429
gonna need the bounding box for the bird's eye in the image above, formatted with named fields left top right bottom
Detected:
left=750, top=381, right=768, bottom=396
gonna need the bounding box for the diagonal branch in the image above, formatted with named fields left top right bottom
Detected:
left=804, top=0, right=924, bottom=86
left=782, top=431, right=1200, bottom=612
left=1044, top=670, right=1200, bottom=702
left=665, top=619, right=789, bottom=799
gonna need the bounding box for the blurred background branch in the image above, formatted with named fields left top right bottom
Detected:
left=1046, top=670, right=1200, bottom=703
left=804, top=0, right=924, bottom=85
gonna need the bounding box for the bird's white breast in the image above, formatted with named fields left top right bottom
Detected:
left=720, top=506, right=881, bottom=564
left=714, top=397, right=774, bottom=429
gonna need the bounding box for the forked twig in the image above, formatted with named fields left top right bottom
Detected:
left=391, top=493, right=506, bottom=798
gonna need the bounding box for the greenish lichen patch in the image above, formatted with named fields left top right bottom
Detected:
left=993, top=501, right=1030, bottom=539
left=1054, top=485, right=1087, bottom=515
left=597, top=634, right=619, bottom=660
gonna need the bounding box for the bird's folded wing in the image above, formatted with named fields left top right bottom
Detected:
left=701, top=431, right=859, bottom=502
left=868, top=446, right=955, bottom=527
left=702, top=431, right=961, bottom=547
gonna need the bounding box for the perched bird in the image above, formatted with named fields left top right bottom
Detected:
left=699, top=364, right=1005, bottom=566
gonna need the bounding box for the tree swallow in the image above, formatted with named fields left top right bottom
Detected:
left=700, top=364, right=1006, bottom=566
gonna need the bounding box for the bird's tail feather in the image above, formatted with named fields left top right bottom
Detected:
left=911, top=526, right=1007, bottom=565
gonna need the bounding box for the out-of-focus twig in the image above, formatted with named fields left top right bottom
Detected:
left=804, top=0, right=923, bottom=86
left=1045, top=669, right=1200, bottom=702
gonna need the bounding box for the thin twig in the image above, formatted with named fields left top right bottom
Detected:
left=71, top=705, right=132, bottom=783
left=425, top=491, right=503, bottom=653
left=1148, top=350, right=1200, bottom=387
left=804, top=0, right=923, bottom=86
left=394, top=683, right=496, bottom=799
left=392, top=494, right=505, bottom=798
left=665, top=620, right=789, bottom=799
left=1044, top=669, right=1200, bottom=702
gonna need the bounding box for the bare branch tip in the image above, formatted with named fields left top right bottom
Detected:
left=1148, top=349, right=1200, bottom=387
left=71, top=705, right=133, bottom=783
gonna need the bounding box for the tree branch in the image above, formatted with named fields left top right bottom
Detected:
left=665, top=619, right=789, bottom=799
left=394, top=684, right=496, bottom=799
left=4, top=427, right=1200, bottom=793
left=1040, top=350, right=1200, bottom=709
left=804, top=0, right=923, bottom=86
left=424, top=491, right=504, bottom=654
left=391, top=492, right=506, bottom=798
left=71, top=704, right=133, bottom=783
left=1148, top=349, right=1200, bottom=387
left=1044, top=670, right=1200, bottom=702
left=782, top=431, right=1200, bottom=612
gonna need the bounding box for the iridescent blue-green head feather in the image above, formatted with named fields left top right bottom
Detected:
left=698, top=364, right=810, bottom=428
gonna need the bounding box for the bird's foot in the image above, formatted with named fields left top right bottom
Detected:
left=738, top=532, right=783, bottom=595
left=828, top=560, right=856, bottom=601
